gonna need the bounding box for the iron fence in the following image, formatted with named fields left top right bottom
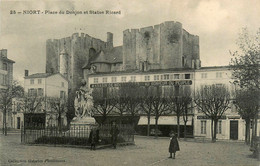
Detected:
left=21, top=124, right=135, bottom=145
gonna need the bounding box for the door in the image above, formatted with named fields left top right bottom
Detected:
left=17, top=117, right=21, bottom=129
left=230, top=121, right=238, bottom=140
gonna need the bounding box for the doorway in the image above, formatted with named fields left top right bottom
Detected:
left=230, top=120, right=238, bottom=140
left=17, top=117, right=21, bottom=129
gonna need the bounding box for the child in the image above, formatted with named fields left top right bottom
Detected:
left=168, top=132, right=180, bottom=159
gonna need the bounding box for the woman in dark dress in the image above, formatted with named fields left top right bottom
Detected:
left=168, top=132, right=180, bottom=159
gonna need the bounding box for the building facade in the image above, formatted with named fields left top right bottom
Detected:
left=11, top=72, right=69, bottom=129
left=0, top=49, right=15, bottom=129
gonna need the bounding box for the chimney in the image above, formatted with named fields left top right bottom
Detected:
left=0, top=49, right=7, bottom=58
left=25, top=70, right=29, bottom=77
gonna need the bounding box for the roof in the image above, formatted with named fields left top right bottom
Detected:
left=24, top=73, right=53, bottom=79
left=24, top=73, right=68, bottom=81
left=90, top=46, right=122, bottom=64
left=0, top=56, right=15, bottom=63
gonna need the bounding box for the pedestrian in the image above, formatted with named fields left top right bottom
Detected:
left=110, top=122, right=119, bottom=149
left=89, top=126, right=99, bottom=150
left=168, top=131, right=180, bottom=159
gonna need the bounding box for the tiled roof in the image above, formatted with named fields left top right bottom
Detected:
left=24, top=73, right=53, bottom=79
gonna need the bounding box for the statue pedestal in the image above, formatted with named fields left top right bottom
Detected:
left=69, top=117, right=96, bottom=137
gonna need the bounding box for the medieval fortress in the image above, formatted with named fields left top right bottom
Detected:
left=46, top=21, right=200, bottom=97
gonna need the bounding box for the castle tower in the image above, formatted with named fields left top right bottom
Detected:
left=59, top=49, right=69, bottom=78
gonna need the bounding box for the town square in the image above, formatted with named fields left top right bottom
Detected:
left=0, top=0, right=260, bottom=165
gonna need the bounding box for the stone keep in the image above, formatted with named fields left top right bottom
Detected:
left=46, top=32, right=114, bottom=98
left=123, top=21, right=200, bottom=71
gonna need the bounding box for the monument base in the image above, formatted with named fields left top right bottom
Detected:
left=69, top=117, right=97, bottom=137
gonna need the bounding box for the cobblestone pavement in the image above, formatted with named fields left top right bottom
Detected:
left=0, top=134, right=259, bottom=166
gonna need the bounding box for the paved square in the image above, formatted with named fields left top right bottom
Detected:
left=0, top=134, right=258, bottom=166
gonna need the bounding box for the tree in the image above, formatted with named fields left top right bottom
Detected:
left=139, top=86, right=153, bottom=136
left=167, top=86, right=192, bottom=138
left=123, top=84, right=143, bottom=126
left=230, top=28, right=260, bottom=91
left=0, top=81, right=24, bottom=135
left=230, top=28, right=260, bottom=145
left=92, top=87, right=116, bottom=124
left=149, top=86, right=169, bottom=138
left=47, top=97, right=67, bottom=131
left=194, top=84, right=230, bottom=142
left=234, top=89, right=259, bottom=144
left=114, top=87, right=128, bottom=125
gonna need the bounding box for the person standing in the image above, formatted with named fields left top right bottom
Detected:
left=168, top=132, right=180, bottom=159
left=89, top=126, right=99, bottom=150
left=110, top=122, right=119, bottom=149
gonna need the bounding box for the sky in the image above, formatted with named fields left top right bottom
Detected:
left=0, top=0, right=259, bottom=83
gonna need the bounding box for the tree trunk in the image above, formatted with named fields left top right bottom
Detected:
left=251, top=119, right=255, bottom=148
left=155, top=116, right=159, bottom=138
left=147, top=112, right=150, bottom=136
left=177, top=115, right=180, bottom=138
left=254, top=116, right=258, bottom=137
left=211, top=119, right=214, bottom=142
left=3, top=109, right=7, bottom=136
left=213, top=119, right=218, bottom=142
left=184, top=121, right=187, bottom=139
left=245, top=119, right=250, bottom=144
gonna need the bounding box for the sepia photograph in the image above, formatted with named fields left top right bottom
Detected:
left=0, top=0, right=259, bottom=165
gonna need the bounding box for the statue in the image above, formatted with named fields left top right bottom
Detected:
left=74, top=80, right=94, bottom=119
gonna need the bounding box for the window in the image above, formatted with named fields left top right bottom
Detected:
left=28, top=88, right=37, bottom=97
left=121, top=76, right=126, bottom=82
left=201, top=73, right=207, bottom=79
left=130, top=76, right=136, bottom=82
left=3, top=63, right=7, bottom=70
left=61, top=82, right=64, bottom=87
left=38, top=88, right=43, bottom=96
left=30, top=79, right=34, bottom=84
left=144, top=75, right=150, bottom=81
left=38, top=79, right=42, bottom=84
left=185, top=74, right=190, bottom=79
left=174, top=74, right=180, bottom=79
left=3, top=75, right=7, bottom=85
left=216, top=121, right=222, bottom=134
left=102, top=77, right=107, bottom=83
left=60, top=91, right=65, bottom=99
left=154, top=75, right=160, bottom=81
left=216, top=72, right=222, bottom=78
left=201, top=121, right=206, bottom=134
left=94, top=78, right=98, bottom=83
left=163, top=74, right=169, bottom=80
left=111, top=77, right=117, bottom=83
